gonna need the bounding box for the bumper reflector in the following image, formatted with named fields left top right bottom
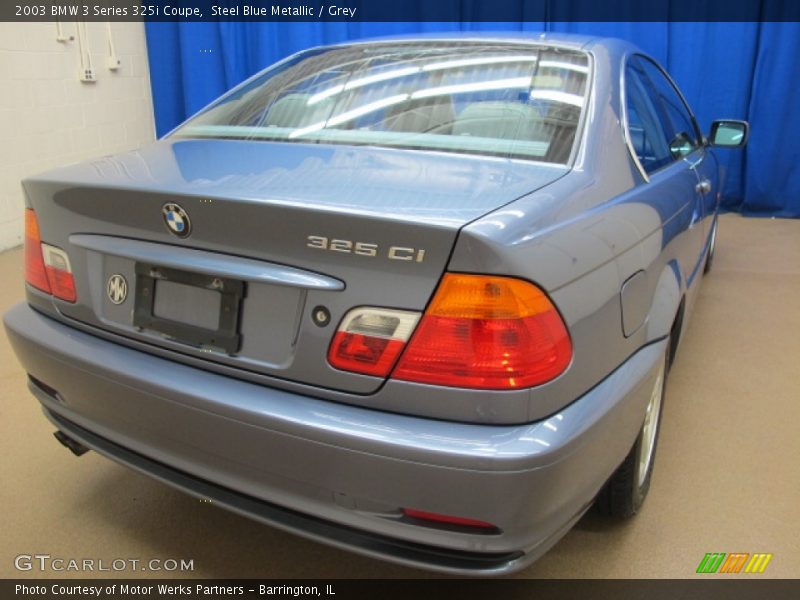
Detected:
left=402, top=508, right=498, bottom=531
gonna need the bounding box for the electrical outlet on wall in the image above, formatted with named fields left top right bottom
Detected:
left=79, top=67, right=97, bottom=83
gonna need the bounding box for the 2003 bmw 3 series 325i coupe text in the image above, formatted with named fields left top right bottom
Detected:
left=4, top=34, right=748, bottom=575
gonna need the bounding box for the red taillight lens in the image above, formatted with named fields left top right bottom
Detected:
left=41, top=244, right=77, bottom=303
left=392, top=274, right=571, bottom=389
left=328, top=308, right=421, bottom=377
left=23, top=209, right=76, bottom=302
left=402, top=508, right=498, bottom=531
left=24, top=209, right=50, bottom=294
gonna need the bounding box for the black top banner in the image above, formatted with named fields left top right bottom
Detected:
left=4, top=0, right=800, bottom=22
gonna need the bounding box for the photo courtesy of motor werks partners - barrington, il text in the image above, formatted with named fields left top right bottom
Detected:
left=15, top=583, right=333, bottom=597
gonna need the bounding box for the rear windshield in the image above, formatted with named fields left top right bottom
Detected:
left=173, top=41, right=590, bottom=164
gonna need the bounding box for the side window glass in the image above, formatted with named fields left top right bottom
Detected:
left=635, top=56, right=700, bottom=158
left=625, top=63, right=673, bottom=174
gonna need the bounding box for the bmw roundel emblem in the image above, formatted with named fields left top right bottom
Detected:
left=162, top=202, right=191, bottom=238
left=106, top=274, right=128, bottom=305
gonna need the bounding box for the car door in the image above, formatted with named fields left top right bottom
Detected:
left=624, top=56, right=707, bottom=289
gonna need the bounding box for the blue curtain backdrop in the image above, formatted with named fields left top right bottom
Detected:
left=144, top=20, right=800, bottom=217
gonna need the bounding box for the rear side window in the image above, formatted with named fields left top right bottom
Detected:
left=625, top=63, right=673, bottom=173
left=173, top=42, right=590, bottom=164
left=625, top=55, right=702, bottom=175
left=633, top=56, right=701, bottom=158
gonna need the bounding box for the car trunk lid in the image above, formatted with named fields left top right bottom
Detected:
left=23, top=138, right=568, bottom=393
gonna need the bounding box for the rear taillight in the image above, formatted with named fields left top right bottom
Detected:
left=392, top=274, right=571, bottom=389
left=327, top=308, right=420, bottom=377
left=41, top=243, right=77, bottom=302
left=24, top=209, right=77, bottom=303
left=24, top=209, right=50, bottom=293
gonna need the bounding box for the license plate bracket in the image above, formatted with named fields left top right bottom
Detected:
left=133, top=264, right=244, bottom=354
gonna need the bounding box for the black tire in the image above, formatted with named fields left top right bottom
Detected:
left=595, top=342, right=669, bottom=519
left=703, top=219, right=718, bottom=275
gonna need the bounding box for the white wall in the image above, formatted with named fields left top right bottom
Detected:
left=0, top=21, right=156, bottom=251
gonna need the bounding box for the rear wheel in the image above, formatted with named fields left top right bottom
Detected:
left=595, top=342, right=668, bottom=518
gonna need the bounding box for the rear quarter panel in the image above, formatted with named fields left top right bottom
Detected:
left=446, top=40, right=711, bottom=423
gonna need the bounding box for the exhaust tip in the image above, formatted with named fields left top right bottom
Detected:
left=53, top=430, right=90, bottom=457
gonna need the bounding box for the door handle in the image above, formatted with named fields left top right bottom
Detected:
left=696, top=179, right=712, bottom=194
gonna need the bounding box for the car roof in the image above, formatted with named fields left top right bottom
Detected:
left=325, top=31, right=639, bottom=55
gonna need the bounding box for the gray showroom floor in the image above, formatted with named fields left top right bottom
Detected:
left=1, top=213, right=798, bottom=578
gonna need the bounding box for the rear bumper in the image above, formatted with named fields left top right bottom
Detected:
left=4, top=303, right=665, bottom=575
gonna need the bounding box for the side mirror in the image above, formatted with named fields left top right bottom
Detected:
left=708, top=120, right=749, bottom=148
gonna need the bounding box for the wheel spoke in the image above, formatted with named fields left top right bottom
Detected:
left=637, top=359, right=665, bottom=485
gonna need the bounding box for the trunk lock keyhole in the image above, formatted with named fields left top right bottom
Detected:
left=313, top=306, right=331, bottom=327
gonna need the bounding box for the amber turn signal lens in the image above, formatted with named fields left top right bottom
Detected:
left=24, top=209, right=51, bottom=294
left=424, top=273, right=555, bottom=319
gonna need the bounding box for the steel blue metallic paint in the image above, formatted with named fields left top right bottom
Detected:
left=4, top=303, right=666, bottom=575
left=3, top=34, right=736, bottom=574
